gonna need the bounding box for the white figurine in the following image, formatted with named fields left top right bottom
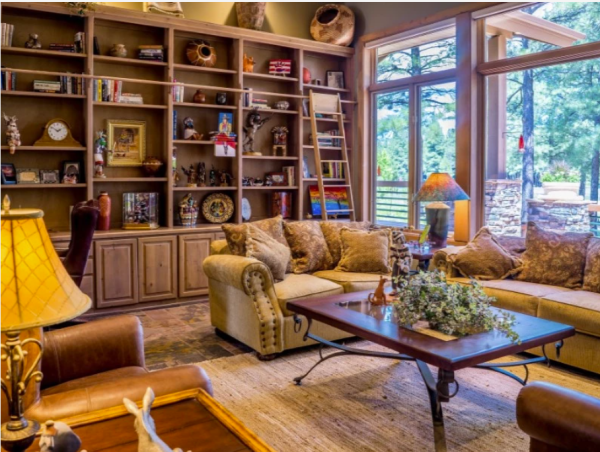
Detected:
left=3, top=113, right=21, bottom=154
left=123, top=388, right=189, bottom=452
left=38, top=420, right=82, bottom=452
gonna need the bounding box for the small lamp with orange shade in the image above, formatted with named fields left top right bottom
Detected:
left=1, top=195, right=91, bottom=451
left=413, top=173, right=470, bottom=247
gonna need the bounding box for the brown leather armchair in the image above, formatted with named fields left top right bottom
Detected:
left=517, top=382, right=600, bottom=452
left=1, top=315, right=212, bottom=422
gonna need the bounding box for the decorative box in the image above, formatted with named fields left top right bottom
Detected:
left=122, top=192, right=159, bottom=229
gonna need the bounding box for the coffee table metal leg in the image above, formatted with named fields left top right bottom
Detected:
left=416, top=360, right=451, bottom=452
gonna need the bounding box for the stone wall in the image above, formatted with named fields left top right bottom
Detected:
left=527, top=200, right=591, bottom=233
left=485, top=179, right=522, bottom=236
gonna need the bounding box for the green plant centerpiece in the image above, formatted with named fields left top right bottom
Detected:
left=392, top=271, right=519, bottom=343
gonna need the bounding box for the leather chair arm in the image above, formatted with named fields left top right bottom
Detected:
left=431, top=246, right=463, bottom=275
left=26, top=365, right=213, bottom=422
left=55, top=248, right=69, bottom=258
left=42, top=315, right=145, bottom=389
left=517, top=382, right=600, bottom=452
left=203, top=254, right=275, bottom=294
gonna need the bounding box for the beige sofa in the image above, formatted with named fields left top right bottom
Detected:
left=432, top=236, right=600, bottom=375
left=203, top=239, right=389, bottom=359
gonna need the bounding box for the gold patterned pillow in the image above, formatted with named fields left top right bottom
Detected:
left=449, top=227, right=521, bottom=280
left=320, top=221, right=371, bottom=269
left=283, top=221, right=329, bottom=274
left=222, top=215, right=287, bottom=256
left=336, top=228, right=391, bottom=274
left=245, top=225, right=291, bottom=281
left=514, top=222, right=593, bottom=289
left=583, top=238, right=600, bottom=293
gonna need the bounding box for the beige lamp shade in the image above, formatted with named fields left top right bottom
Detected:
left=1, top=208, right=91, bottom=332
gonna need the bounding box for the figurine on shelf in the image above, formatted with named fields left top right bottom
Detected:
left=265, top=175, right=273, bottom=186
left=181, top=164, right=198, bottom=187
left=172, top=146, right=178, bottom=187
left=109, top=43, right=127, bottom=58
left=3, top=113, right=21, bottom=154
left=243, top=54, right=255, bottom=73
left=252, top=177, right=264, bottom=187
left=209, top=165, right=217, bottom=187
left=25, top=33, right=41, bottom=49
left=242, top=108, right=270, bottom=156
left=183, top=117, right=202, bottom=140
left=242, top=176, right=253, bottom=186
left=192, top=89, right=206, bottom=104
left=271, top=126, right=289, bottom=157
left=198, top=162, right=206, bottom=187
left=179, top=193, right=199, bottom=227
left=94, top=130, right=107, bottom=178
left=219, top=171, right=233, bottom=187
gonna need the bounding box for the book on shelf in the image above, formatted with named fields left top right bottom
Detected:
left=2, top=23, right=14, bottom=47
left=309, top=129, right=342, bottom=147
left=74, top=32, right=86, bottom=53
left=321, top=162, right=344, bottom=179
left=1, top=67, right=16, bottom=91
left=138, top=45, right=164, bottom=61
left=49, top=43, right=76, bottom=53
left=172, top=80, right=184, bottom=102
left=173, top=110, right=178, bottom=140
left=243, top=88, right=253, bottom=107
left=93, top=79, right=141, bottom=103
left=119, top=93, right=144, bottom=104
left=282, top=166, right=295, bottom=186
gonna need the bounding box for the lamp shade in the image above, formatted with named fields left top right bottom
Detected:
left=414, top=173, right=470, bottom=202
left=1, top=208, right=91, bottom=332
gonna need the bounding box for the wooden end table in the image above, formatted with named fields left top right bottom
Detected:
left=9, top=390, right=274, bottom=452
left=407, top=244, right=446, bottom=271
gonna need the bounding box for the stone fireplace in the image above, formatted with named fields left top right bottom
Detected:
left=485, top=179, right=522, bottom=236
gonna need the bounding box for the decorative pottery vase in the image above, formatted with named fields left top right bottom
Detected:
left=274, top=101, right=290, bottom=110
left=142, top=157, right=164, bottom=176
left=310, top=4, right=355, bottom=47
left=186, top=40, right=217, bottom=67
left=236, top=2, right=267, bottom=31
left=109, top=43, right=127, bottom=58
left=303, top=67, right=312, bottom=84
left=193, top=89, right=206, bottom=104
left=97, top=191, right=111, bottom=231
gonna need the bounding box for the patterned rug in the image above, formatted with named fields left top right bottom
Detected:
left=201, top=342, right=600, bottom=452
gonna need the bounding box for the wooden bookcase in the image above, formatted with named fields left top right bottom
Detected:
left=0, top=2, right=356, bottom=313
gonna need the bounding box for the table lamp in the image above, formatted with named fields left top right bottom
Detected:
left=1, top=195, right=91, bottom=452
left=413, top=173, right=469, bottom=247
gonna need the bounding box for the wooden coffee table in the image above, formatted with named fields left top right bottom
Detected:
left=288, top=291, right=575, bottom=452
left=9, top=390, right=274, bottom=452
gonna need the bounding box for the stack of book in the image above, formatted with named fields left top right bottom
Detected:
left=59, top=73, right=85, bottom=94
left=1, top=68, right=16, bottom=91
left=1, top=23, right=14, bottom=46
left=93, top=78, right=145, bottom=104
left=321, top=162, right=345, bottom=179
left=138, top=45, right=164, bottom=62
left=119, top=93, right=144, bottom=105
left=172, top=81, right=184, bottom=102
left=74, top=32, right=86, bottom=53
left=283, top=166, right=295, bottom=186
left=309, top=130, right=342, bottom=147
left=49, top=43, right=76, bottom=53
left=250, top=98, right=270, bottom=109
left=33, top=80, right=61, bottom=93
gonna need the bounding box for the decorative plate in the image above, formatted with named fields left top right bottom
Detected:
left=202, top=193, right=234, bottom=223
left=241, top=197, right=252, bottom=221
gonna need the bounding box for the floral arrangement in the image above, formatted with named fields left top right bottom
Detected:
left=392, top=271, right=519, bottom=343
left=540, top=161, right=579, bottom=183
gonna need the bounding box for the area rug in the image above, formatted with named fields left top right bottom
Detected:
left=201, top=341, right=600, bottom=452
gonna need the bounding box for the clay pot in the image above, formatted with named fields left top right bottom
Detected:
left=186, top=40, right=217, bottom=67
left=274, top=101, right=290, bottom=110
left=193, top=89, right=206, bottom=104
left=97, top=192, right=111, bottom=231
left=236, top=3, right=267, bottom=30
left=109, top=43, right=127, bottom=58
left=310, top=4, right=355, bottom=47
left=142, top=157, right=164, bottom=177
left=303, top=67, right=311, bottom=84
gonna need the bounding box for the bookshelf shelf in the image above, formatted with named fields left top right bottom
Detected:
left=173, top=63, right=237, bottom=75
left=1, top=90, right=86, bottom=99
left=2, top=184, right=87, bottom=189
left=243, top=72, right=299, bottom=82
left=1, top=146, right=87, bottom=152
left=242, top=155, right=299, bottom=161
left=173, top=186, right=237, bottom=192
left=303, top=83, right=350, bottom=93
left=94, top=177, right=168, bottom=183
left=94, top=55, right=167, bottom=67
left=172, top=140, right=215, bottom=146
left=243, top=186, right=299, bottom=190
left=242, top=107, right=298, bottom=115
left=302, top=116, right=350, bottom=123
left=93, top=102, right=167, bottom=109
left=1, top=46, right=86, bottom=58
left=174, top=102, right=237, bottom=110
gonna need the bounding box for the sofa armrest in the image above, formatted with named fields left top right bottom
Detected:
left=210, top=239, right=231, bottom=255
left=431, top=246, right=464, bottom=276
left=517, top=382, right=600, bottom=452
left=42, top=315, right=145, bottom=389
left=203, top=254, right=275, bottom=293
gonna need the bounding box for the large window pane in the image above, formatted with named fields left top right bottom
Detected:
left=375, top=90, right=410, bottom=226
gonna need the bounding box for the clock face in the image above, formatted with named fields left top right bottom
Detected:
left=48, top=121, right=68, bottom=141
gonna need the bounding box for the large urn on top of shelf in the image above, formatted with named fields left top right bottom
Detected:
left=236, top=2, right=267, bottom=31
left=310, top=4, right=355, bottom=47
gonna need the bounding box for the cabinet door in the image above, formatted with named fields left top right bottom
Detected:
left=95, top=239, right=138, bottom=308
left=138, top=236, right=177, bottom=302
left=178, top=233, right=212, bottom=298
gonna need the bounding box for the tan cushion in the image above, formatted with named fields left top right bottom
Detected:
left=245, top=225, right=291, bottom=281
left=494, top=235, right=526, bottom=257
left=450, top=277, right=571, bottom=317
left=539, top=291, right=600, bottom=336
left=210, top=239, right=231, bottom=255
left=336, top=228, right=391, bottom=274
left=583, top=238, right=600, bottom=293
left=514, top=222, right=593, bottom=289
left=313, top=270, right=389, bottom=293
left=275, top=274, right=343, bottom=316
left=450, top=227, right=520, bottom=280
left=284, top=221, right=329, bottom=274
left=222, top=215, right=287, bottom=256
left=320, top=221, right=371, bottom=269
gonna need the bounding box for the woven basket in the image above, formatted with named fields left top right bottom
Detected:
left=179, top=206, right=199, bottom=227
left=310, top=4, right=355, bottom=47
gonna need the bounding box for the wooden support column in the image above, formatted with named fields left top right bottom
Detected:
left=357, top=42, right=372, bottom=221
left=486, top=35, right=507, bottom=180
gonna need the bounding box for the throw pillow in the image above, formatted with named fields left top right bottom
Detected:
left=320, top=221, right=371, bottom=269
left=514, top=222, right=593, bottom=289
left=336, top=228, right=391, bottom=274
left=449, top=227, right=521, bottom=280
left=494, top=235, right=526, bottom=257
left=222, top=215, right=287, bottom=256
left=245, top=225, right=291, bottom=281
left=284, top=221, right=329, bottom=274
left=583, top=238, right=600, bottom=293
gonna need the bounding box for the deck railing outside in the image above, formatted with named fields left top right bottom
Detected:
left=591, top=210, right=600, bottom=237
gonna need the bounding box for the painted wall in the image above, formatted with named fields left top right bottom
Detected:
left=103, top=2, right=326, bottom=40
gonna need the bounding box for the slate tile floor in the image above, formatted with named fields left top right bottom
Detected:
left=129, top=302, right=252, bottom=370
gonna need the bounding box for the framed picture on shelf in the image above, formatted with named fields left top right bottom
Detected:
left=40, top=170, right=59, bottom=184
left=302, top=156, right=311, bottom=178
left=217, top=112, right=234, bottom=136
left=62, top=161, right=81, bottom=184
left=308, top=185, right=350, bottom=217
left=326, top=71, right=345, bottom=89
left=106, top=119, right=147, bottom=167
left=267, top=172, right=287, bottom=186
left=302, top=99, right=310, bottom=117
left=1, top=163, right=17, bottom=185
left=16, top=168, right=40, bottom=184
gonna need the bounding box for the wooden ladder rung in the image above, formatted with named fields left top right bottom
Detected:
left=321, top=160, right=347, bottom=163
left=326, top=136, right=345, bottom=139
left=326, top=209, right=354, bottom=213
left=323, top=184, right=350, bottom=188
left=315, top=111, right=342, bottom=116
